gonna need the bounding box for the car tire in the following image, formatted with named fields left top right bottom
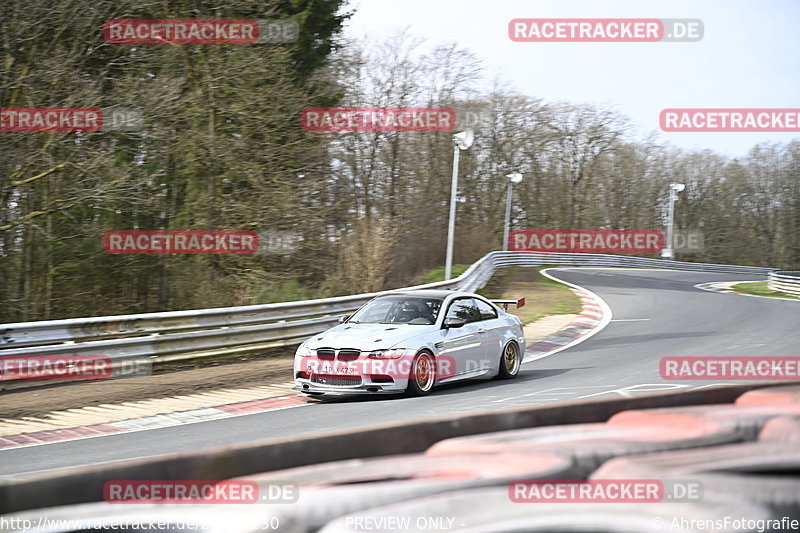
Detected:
left=239, top=452, right=574, bottom=532
left=497, top=341, right=520, bottom=379
left=426, top=418, right=739, bottom=476
left=406, top=351, right=436, bottom=396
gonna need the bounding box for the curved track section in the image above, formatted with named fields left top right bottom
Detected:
left=1, top=268, right=797, bottom=477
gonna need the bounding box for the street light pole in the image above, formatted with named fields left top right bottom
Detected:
left=502, top=173, right=523, bottom=251
left=503, top=180, right=512, bottom=251
left=444, top=143, right=460, bottom=280
left=444, top=130, right=474, bottom=280
left=662, top=183, right=685, bottom=260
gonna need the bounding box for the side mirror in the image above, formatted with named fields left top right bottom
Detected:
left=444, top=317, right=467, bottom=329
left=338, top=315, right=350, bottom=324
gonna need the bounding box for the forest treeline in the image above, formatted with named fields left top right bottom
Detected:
left=2, top=1, right=798, bottom=322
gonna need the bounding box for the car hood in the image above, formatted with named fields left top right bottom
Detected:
left=305, top=322, right=436, bottom=351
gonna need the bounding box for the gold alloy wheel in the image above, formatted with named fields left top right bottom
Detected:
left=415, top=353, right=434, bottom=391
left=504, top=342, right=520, bottom=375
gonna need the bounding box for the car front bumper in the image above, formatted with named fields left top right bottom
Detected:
left=294, top=354, right=418, bottom=395
left=294, top=376, right=408, bottom=395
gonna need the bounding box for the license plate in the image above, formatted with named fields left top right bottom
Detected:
left=310, top=364, right=358, bottom=375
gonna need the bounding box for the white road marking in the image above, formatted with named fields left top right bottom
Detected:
left=520, top=268, right=614, bottom=365
left=523, top=352, right=556, bottom=363
left=577, top=383, right=688, bottom=399
left=689, top=383, right=734, bottom=390
left=611, top=318, right=651, bottom=322
left=725, top=343, right=768, bottom=349
left=493, top=386, right=598, bottom=403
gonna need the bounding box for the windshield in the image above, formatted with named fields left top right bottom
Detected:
left=348, top=296, right=443, bottom=325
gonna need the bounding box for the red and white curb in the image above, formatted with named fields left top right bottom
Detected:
left=696, top=281, right=799, bottom=302
left=0, top=395, right=311, bottom=451
left=523, top=269, right=613, bottom=363
left=695, top=281, right=746, bottom=295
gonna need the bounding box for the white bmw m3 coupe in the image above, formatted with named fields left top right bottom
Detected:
left=294, top=290, right=525, bottom=396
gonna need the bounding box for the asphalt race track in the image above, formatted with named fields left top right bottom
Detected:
left=2, top=268, right=797, bottom=477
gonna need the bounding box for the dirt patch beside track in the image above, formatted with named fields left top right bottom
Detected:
left=1, top=352, right=295, bottom=419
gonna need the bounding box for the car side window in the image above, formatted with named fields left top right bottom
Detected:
left=474, top=298, right=498, bottom=320
left=445, top=298, right=481, bottom=323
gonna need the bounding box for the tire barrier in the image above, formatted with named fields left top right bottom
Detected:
left=759, top=416, right=800, bottom=443
left=315, top=486, right=773, bottom=533
left=2, top=383, right=761, bottom=515
left=592, top=441, right=800, bottom=478
left=677, top=472, right=800, bottom=522
left=592, top=395, right=800, bottom=521
left=2, top=382, right=793, bottom=525
left=312, top=386, right=800, bottom=531
left=608, top=402, right=800, bottom=441
left=735, top=384, right=800, bottom=406
left=425, top=419, right=740, bottom=476
left=234, top=452, right=575, bottom=531
left=592, top=444, right=800, bottom=521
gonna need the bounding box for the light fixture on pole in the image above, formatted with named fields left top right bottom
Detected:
left=444, top=129, right=474, bottom=280
left=662, top=183, right=685, bottom=260
left=503, top=173, right=523, bottom=251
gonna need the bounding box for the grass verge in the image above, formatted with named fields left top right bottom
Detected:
left=416, top=264, right=471, bottom=284
left=477, top=266, right=582, bottom=324
left=731, top=281, right=800, bottom=301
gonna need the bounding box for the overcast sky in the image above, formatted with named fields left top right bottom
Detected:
left=344, top=0, right=800, bottom=157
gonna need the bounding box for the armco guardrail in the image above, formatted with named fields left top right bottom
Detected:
left=0, top=252, right=772, bottom=390
left=768, top=270, right=800, bottom=297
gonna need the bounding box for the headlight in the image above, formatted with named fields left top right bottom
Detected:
left=296, top=344, right=315, bottom=357
left=368, top=348, right=406, bottom=359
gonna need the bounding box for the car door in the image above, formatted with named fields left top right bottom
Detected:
left=440, top=298, right=488, bottom=377
left=474, top=297, right=504, bottom=369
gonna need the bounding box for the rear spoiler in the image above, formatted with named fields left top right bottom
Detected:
left=490, top=298, right=526, bottom=311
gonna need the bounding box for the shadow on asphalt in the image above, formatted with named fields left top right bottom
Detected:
left=588, top=330, right=713, bottom=347
left=304, top=367, right=579, bottom=404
